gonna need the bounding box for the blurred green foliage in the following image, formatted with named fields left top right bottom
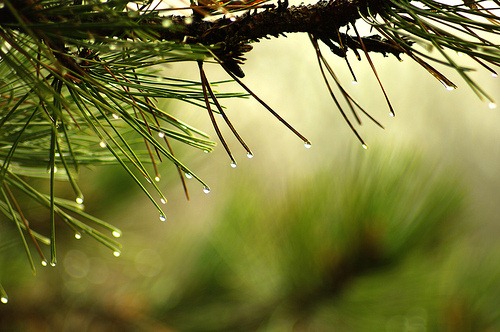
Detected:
left=1, top=147, right=499, bottom=331
left=152, top=149, right=487, bottom=331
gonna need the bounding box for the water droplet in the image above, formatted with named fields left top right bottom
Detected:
left=75, top=196, right=84, bottom=204
left=154, top=176, right=161, bottom=182
left=362, top=144, right=368, bottom=150
left=389, top=112, right=395, bottom=118
left=112, top=230, right=122, bottom=238
left=41, top=260, right=48, bottom=266
left=246, top=152, right=254, bottom=159
left=443, top=83, right=456, bottom=91
left=160, top=198, right=167, bottom=205
left=99, top=141, right=107, bottom=148
left=50, top=261, right=56, bottom=267
left=488, top=102, right=497, bottom=109
left=229, top=16, right=236, bottom=22
left=109, top=43, right=118, bottom=51
left=74, top=232, right=82, bottom=240
left=230, top=161, right=237, bottom=168
left=185, top=172, right=193, bottom=179
left=304, top=141, right=312, bottom=149
left=0, top=3, right=5, bottom=10
left=184, top=17, right=193, bottom=24
left=159, top=214, right=166, bottom=222
left=1, top=296, right=8, bottom=304
left=492, top=73, right=498, bottom=78
left=112, top=113, right=120, bottom=120
left=203, top=186, right=211, bottom=194
left=352, top=80, right=359, bottom=85
left=113, top=251, right=121, bottom=257
left=162, top=19, right=172, bottom=28
left=158, top=132, right=165, bottom=138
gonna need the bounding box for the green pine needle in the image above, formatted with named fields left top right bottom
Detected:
left=0, top=0, right=499, bottom=299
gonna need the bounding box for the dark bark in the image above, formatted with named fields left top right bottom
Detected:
left=0, top=0, right=402, bottom=77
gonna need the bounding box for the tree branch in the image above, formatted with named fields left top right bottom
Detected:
left=1, top=0, right=403, bottom=77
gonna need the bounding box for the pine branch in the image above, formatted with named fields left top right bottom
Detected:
left=0, top=0, right=499, bottom=302
left=0, top=0, right=404, bottom=77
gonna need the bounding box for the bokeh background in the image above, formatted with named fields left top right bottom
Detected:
left=1, top=19, right=500, bottom=331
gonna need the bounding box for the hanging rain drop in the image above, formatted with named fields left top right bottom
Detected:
left=112, top=230, right=122, bottom=238
left=113, top=251, right=121, bottom=257
left=246, top=152, right=254, bottom=159
left=304, top=141, right=312, bottom=149
left=162, top=19, right=172, bottom=28
left=185, top=173, right=193, bottom=179
left=444, top=84, right=456, bottom=91
left=230, top=161, right=237, bottom=168
left=1, top=297, right=7, bottom=304
left=159, top=214, right=167, bottom=222
left=203, top=186, right=211, bottom=194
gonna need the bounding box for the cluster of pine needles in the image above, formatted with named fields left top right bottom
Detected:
left=0, top=0, right=498, bottom=302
